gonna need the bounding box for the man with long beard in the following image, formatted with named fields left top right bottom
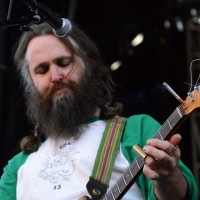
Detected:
left=0, top=22, right=198, bottom=200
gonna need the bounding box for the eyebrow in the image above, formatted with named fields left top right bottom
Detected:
left=53, top=55, right=73, bottom=63
left=33, top=55, right=73, bottom=69
left=33, top=62, right=49, bottom=70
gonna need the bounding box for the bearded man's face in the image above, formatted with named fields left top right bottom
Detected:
left=25, top=35, right=98, bottom=139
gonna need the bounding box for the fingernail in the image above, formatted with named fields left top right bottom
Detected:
left=143, top=146, right=147, bottom=152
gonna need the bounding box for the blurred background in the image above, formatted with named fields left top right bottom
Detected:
left=0, top=0, right=200, bottom=195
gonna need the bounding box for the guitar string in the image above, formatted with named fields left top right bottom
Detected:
left=187, top=58, right=200, bottom=95
left=100, top=61, right=196, bottom=199
left=100, top=104, right=185, bottom=199
left=153, top=104, right=184, bottom=140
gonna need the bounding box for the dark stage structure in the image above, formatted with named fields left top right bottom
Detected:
left=0, top=0, right=200, bottom=195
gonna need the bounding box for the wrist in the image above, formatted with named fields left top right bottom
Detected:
left=153, top=168, right=187, bottom=200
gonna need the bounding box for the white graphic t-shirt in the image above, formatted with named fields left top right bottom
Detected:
left=16, top=120, right=144, bottom=200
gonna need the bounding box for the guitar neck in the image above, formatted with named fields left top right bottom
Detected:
left=102, top=105, right=186, bottom=200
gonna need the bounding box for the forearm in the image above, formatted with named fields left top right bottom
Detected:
left=153, top=168, right=187, bottom=200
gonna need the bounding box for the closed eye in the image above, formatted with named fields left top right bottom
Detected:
left=55, top=56, right=73, bottom=68
left=34, top=63, right=49, bottom=75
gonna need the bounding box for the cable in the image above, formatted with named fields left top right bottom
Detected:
left=7, top=0, right=14, bottom=20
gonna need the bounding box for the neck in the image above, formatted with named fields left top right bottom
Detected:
left=94, top=108, right=101, bottom=116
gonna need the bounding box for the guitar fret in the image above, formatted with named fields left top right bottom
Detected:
left=135, top=159, right=140, bottom=169
left=118, top=177, right=126, bottom=192
left=105, top=158, right=144, bottom=200
left=123, top=175, right=127, bottom=186
left=158, top=130, right=163, bottom=140
left=155, top=110, right=181, bottom=140
left=117, top=183, right=121, bottom=193
left=105, top=190, right=114, bottom=200
left=112, top=184, right=120, bottom=199
left=137, top=157, right=145, bottom=168
left=176, top=107, right=183, bottom=118
left=111, top=189, right=115, bottom=200
left=169, top=115, right=178, bottom=128
left=128, top=166, right=133, bottom=177
left=167, top=119, right=172, bottom=129
left=102, top=196, right=107, bottom=200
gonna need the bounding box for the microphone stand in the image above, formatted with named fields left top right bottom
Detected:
left=22, top=0, right=65, bottom=31
left=0, top=0, right=71, bottom=37
left=0, top=0, right=42, bottom=31
left=0, top=15, right=41, bottom=31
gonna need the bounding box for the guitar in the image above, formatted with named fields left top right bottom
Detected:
left=81, top=85, right=200, bottom=200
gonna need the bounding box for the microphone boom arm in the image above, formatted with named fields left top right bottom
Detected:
left=1, top=0, right=72, bottom=37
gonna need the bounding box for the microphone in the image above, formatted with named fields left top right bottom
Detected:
left=23, top=0, right=72, bottom=37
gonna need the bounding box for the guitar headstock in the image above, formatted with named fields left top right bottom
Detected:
left=183, top=86, right=200, bottom=115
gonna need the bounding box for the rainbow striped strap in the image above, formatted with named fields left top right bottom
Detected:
left=86, top=115, right=126, bottom=200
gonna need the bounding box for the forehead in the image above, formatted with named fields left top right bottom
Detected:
left=26, top=35, right=68, bottom=53
left=25, top=35, right=79, bottom=62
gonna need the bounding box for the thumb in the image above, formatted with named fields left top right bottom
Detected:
left=169, top=133, right=182, bottom=147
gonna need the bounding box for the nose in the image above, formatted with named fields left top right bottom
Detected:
left=50, top=65, right=64, bottom=82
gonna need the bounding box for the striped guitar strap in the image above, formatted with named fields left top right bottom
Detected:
left=86, top=115, right=127, bottom=200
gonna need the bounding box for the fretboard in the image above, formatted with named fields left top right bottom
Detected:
left=101, top=105, right=186, bottom=200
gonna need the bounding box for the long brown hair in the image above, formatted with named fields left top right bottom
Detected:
left=14, top=22, right=123, bottom=153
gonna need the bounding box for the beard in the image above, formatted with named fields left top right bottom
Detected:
left=25, top=72, right=99, bottom=140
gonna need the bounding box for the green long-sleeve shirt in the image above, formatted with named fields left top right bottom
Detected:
left=0, top=114, right=198, bottom=199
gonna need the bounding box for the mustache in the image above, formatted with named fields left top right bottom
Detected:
left=47, top=80, right=85, bottom=99
left=48, top=81, right=72, bottom=97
